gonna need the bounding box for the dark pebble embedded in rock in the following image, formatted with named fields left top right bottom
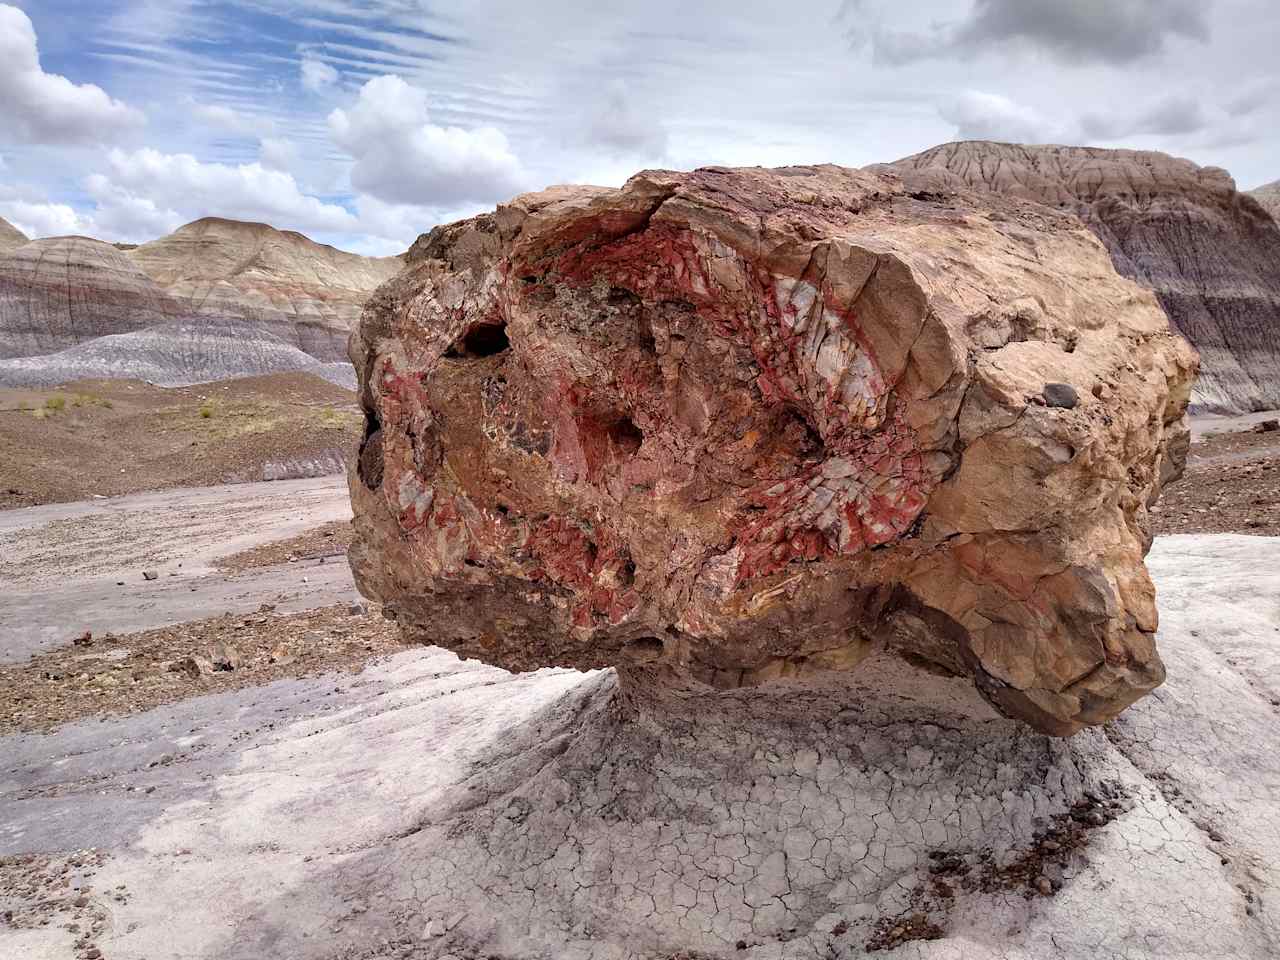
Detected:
left=1043, top=383, right=1080, bottom=409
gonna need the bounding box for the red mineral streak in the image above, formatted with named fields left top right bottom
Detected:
left=525, top=518, right=639, bottom=627
left=528, top=214, right=932, bottom=585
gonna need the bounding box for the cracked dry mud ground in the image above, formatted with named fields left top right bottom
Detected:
left=1, top=535, right=1277, bottom=960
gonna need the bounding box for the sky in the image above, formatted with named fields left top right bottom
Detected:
left=1, top=0, right=1276, bottom=256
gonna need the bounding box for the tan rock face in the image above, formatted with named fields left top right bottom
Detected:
left=0, top=217, right=27, bottom=254
left=348, top=164, right=1196, bottom=736
left=884, top=142, right=1280, bottom=415
left=129, top=217, right=402, bottom=362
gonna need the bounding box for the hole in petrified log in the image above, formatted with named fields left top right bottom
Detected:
left=358, top=404, right=385, bottom=491
left=445, top=321, right=510, bottom=359
left=606, top=415, right=644, bottom=457
left=619, top=558, right=636, bottom=587
left=608, top=286, right=641, bottom=308
left=636, top=313, right=656, bottom=353
left=778, top=406, right=824, bottom=459
left=358, top=429, right=384, bottom=491
left=623, top=636, right=665, bottom=662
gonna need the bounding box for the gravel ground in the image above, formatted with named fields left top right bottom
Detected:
left=1153, top=426, right=1280, bottom=537
left=0, top=604, right=408, bottom=735
left=215, top=519, right=355, bottom=574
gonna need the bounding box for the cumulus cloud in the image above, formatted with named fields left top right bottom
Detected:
left=83, top=175, right=184, bottom=241
left=0, top=4, right=144, bottom=145
left=939, top=91, right=1064, bottom=143
left=942, top=90, right=1216, bottom=146
left=259, top=137, right=301, bottom=172
left=0, top=199, right=97, bottom=240
left=301, top=56, right=340, bottom=93
left=97, top=148, right=358, bottom=234
left=854, top=0, right=1210, bottom=66
left=329, top=75, right=529, bottom=207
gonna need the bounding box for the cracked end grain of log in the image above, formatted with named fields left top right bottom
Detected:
left=346, top=163, right=1197, bottom=736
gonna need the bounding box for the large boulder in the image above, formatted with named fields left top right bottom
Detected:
left=885, top=142, right=1280, bottom=415
left=348, top=164, right=1196, bottom=736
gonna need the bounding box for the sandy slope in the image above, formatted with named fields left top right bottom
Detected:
left=0, top=534, right=1276, bottom=960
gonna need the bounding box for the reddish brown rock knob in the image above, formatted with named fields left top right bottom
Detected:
left=348, top=164, right=1196, bottom=736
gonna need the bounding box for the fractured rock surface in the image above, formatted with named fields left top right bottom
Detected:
left=886, top=142, right=1280, bottom=414
left=349, top=164, right=1196, bottom=736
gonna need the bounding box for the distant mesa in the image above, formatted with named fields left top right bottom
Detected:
left=0, top=217, right=401, bottom=390
left=882, top=142, right=1280, bottom=415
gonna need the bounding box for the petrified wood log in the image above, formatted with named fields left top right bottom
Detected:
left=348, top=164, right=1196, bottom=736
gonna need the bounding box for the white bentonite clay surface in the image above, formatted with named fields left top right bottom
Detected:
left=0, top=534, right=1276, bottom=959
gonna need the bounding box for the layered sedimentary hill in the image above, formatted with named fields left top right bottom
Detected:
left=0, top=217, right=27, bottom=253
left=128, top=218, right=402, bottom=362
left=0, top=317, right=356, bottom=389
left=0, top=217, right=402, bottom=389
left=884, top=142, right=1280, bottom=414
left=0, top=236, right=184, bottom=360
left=1251, top=179, right=1280, bottom=221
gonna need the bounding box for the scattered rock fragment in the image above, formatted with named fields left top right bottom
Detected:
left=72, top=632, right=93, bottom=647
left=142, top=570, right=158, bottom=581
left=209, top=642, right=241, bottom=671
left=1042, top=382, right=1080, bottom=409
left=170, top=656, right=213, bottom=679
left=1252, top=419, right=1278, bottom=434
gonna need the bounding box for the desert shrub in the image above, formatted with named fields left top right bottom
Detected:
left=44, top=395, right=66, bottom=412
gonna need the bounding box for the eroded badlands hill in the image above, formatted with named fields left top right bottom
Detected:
left=129, top=217, right=402, bottom=362
left=0, top=217, right=27, bottom=253
left=885, top=142, right=1280, bottom=414
left=0, top=218, right=402, bottom=388
left=1251, top=179, right=1280, bottom=221
left=0, top=236, right=183, bottom=360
